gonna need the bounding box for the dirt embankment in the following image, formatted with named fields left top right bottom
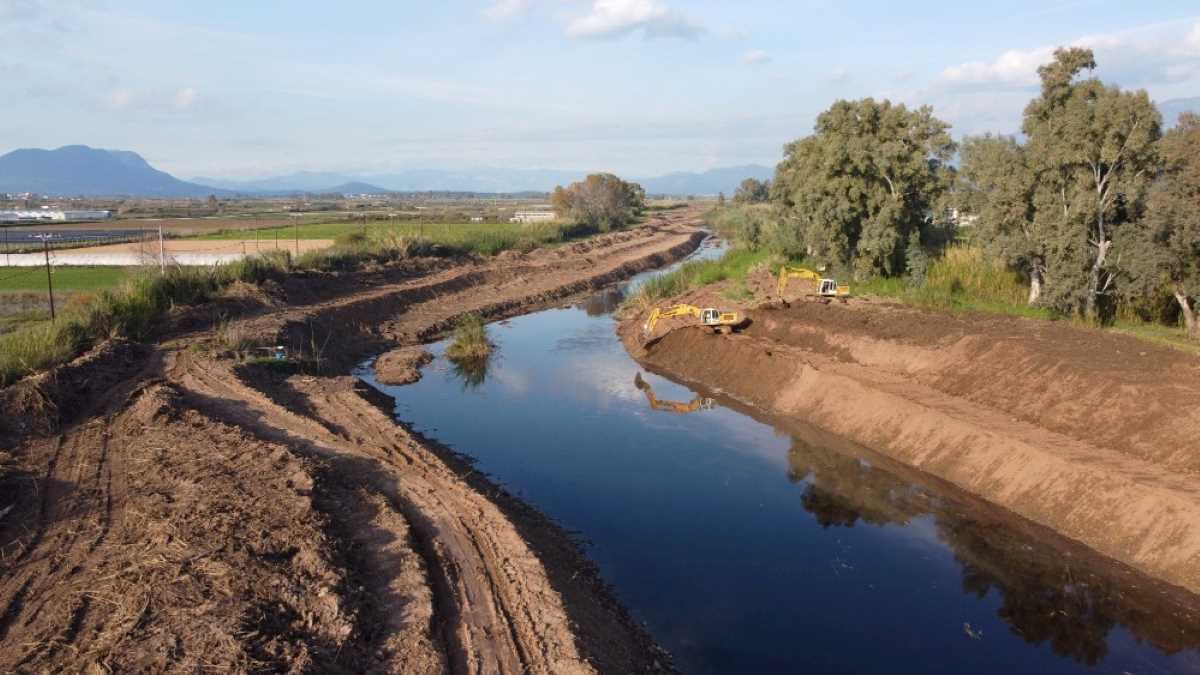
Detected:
left=622, top=277, right=1200, bottom=597
left=0, top=209, right=705, bottom=673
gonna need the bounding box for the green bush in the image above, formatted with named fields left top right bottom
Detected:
left=445, top=314, right=492, bottom=360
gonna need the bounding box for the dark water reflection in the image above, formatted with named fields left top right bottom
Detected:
left=359, top=248, right=1200, bottom=674
left=785, top=434, right=1200, bottom=668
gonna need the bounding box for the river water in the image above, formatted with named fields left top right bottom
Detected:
left=359, top=241, right=1200, bottom=674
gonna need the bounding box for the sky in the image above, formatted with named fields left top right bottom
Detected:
left=2, top=0, right=1199, bottom=179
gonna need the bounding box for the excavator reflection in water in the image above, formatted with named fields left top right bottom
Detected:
left=634, top=372, right=714, bottom=414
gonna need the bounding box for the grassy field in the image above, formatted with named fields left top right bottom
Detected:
left=191, top=221, right=589, bottom=257
left=625, top=247, right=778, bottom=311
left=0, top=266, right=130, bottom=292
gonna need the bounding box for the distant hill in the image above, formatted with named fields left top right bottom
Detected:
left=192, top=171, right=361, bottom=193
left=1158, top=97, right=1200, bottom=127
left=327, top=182, right=391, bottom=195
left=637, top=165, right=774, bottom=196
left=0, top=145, right=226, bottom=197
left=194, top=164, right=777, bottom=197
left=197, top=168, right=586, bottom=195
left=0, top=143, right=778, bottom=197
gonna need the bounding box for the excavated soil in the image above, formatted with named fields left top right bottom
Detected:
left=374, top=347, right=435, bottom=386
left=622, top=275, right=1200, bottom=597
left=0, top=208, right=704, bottom=673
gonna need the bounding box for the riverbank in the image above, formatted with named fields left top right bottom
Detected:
left=0, top=209, right=705, bottom=672
left=619, top=268, right=1200, bottom=597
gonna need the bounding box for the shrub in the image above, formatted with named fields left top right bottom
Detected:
left=445, top=314, right=492, bottom=360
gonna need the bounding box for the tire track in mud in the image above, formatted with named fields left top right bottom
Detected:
left=165, top=221, right=703, bottom=673
left=0, top=214, right=704, bottom=673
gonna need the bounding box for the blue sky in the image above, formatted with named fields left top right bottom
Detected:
left=2, top=0, right=1199, bottom=178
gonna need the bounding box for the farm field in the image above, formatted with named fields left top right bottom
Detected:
left=0, top=265, right=129, bottom=292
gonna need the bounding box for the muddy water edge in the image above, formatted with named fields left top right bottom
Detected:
left=359, top=241, right=1200, bottom=675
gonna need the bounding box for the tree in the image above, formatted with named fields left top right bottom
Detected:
left=1126, top=113, right=1200, bottom=338
left=959, top=135, right=1044, bottom=303
left=717, top=192, right=726, bottom=207
left=1022, top=48, right=1161, bottom=319
left=773, top=98, right=955, bottom=278
left=550, top=173, right=645, bottom=230
left=733, top=178, right=771, bottom=204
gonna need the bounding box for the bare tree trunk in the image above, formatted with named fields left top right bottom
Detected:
left=1176, top=290, right=1198, bottom=338
left=1027, top=263, right=1043, bottom=305
left=1086, top=232, right=1109, bottom=321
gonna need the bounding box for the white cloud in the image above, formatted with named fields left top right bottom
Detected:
left=939, top=20, right=1200, bottom=91
left=1183, top=22, right=1200, bottom=56
left=108, top=87, right=134, bottom=109
left=482, top=0, right=530, bottom=21
left=565, top=0, right=704, bottom=40
left=717, top=26, right=750, bottom=41
left=828, top=66, right=850, bottom=83
left=941, top=47, right=1056, bottom=88
left=741, top=49, right=769, bottom=65
left=173, top=87, right=197, bottom=109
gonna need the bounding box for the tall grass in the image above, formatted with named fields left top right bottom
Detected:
left=625, top=247, right=775, bottom=312
left=0, top=217, right=619, bottom=388
left=856, top=245, right=1053, bottom=319
left=195, top=220, right=597, bottom=257
left=444, top=314, right=492, bottom=360
left=0, top=254, right=293, bottom=386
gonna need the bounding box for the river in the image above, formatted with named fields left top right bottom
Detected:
left=359, top=240, right=1200, bottom=674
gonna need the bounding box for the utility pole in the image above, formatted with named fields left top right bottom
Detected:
left=158, top=225, right=165, bottom=274
left=37, top=235, right=55, bottom=321
left=4, top=228, right=8, bottom=267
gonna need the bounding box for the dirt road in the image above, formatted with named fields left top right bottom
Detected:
left=0, top=209, right=704, bottom=672
left=622, top=270, right=1200, bottom=597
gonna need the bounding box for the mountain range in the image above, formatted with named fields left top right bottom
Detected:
left=0, top=145, right=227, bottom=198
left=192, top=165, right=775, bottom=197
left=10, top=95, right=1194, bottom=199
left=0, top=145, right=773, bottom=198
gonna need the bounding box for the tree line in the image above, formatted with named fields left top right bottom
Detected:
left=759, top=48, right=1197, bottom=337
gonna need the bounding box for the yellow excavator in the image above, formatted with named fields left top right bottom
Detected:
left=635, top=373, right=713, bottom=414
left=777, top=266, right=850, bottom=301
left=642, top=304, right=740, bottom=339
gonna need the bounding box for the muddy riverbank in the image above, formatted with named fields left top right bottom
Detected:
left=620, top=275, right=1200, bottom=599
left=364, top=261, right=1200, bottom=674
left=0, top=210, right=706, bottom=673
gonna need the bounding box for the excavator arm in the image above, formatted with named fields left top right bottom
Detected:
left=643, top=304, right=702, bottom=336
left=777, top=266, right=822, bottom=297
left=778, top=266, right=851, bottom=299
left=634, top=373, right=713, bottom=414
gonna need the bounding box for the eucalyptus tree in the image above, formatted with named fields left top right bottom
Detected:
left=1022, top=48, right=1161, bottom=319
left=550, top=173, right=645, bottom=230
left=772, top=98, right=955, bottom=278
left=733, top=178, right=771, bottom=204
left=959, top=135, right=1043, bottom=303
left=1126, top=113, right=1200, bottom=338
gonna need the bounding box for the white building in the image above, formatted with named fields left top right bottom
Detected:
left=0, top=209, right=113, bottom=223
left=509, top=211, right=557, bottom=224
left=948, top=208, right=978, bottom=228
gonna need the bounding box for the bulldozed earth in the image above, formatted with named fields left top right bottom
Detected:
left=0, top=210, right=705, bottom=673
left=622, top=267, right=1200, bottom=599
